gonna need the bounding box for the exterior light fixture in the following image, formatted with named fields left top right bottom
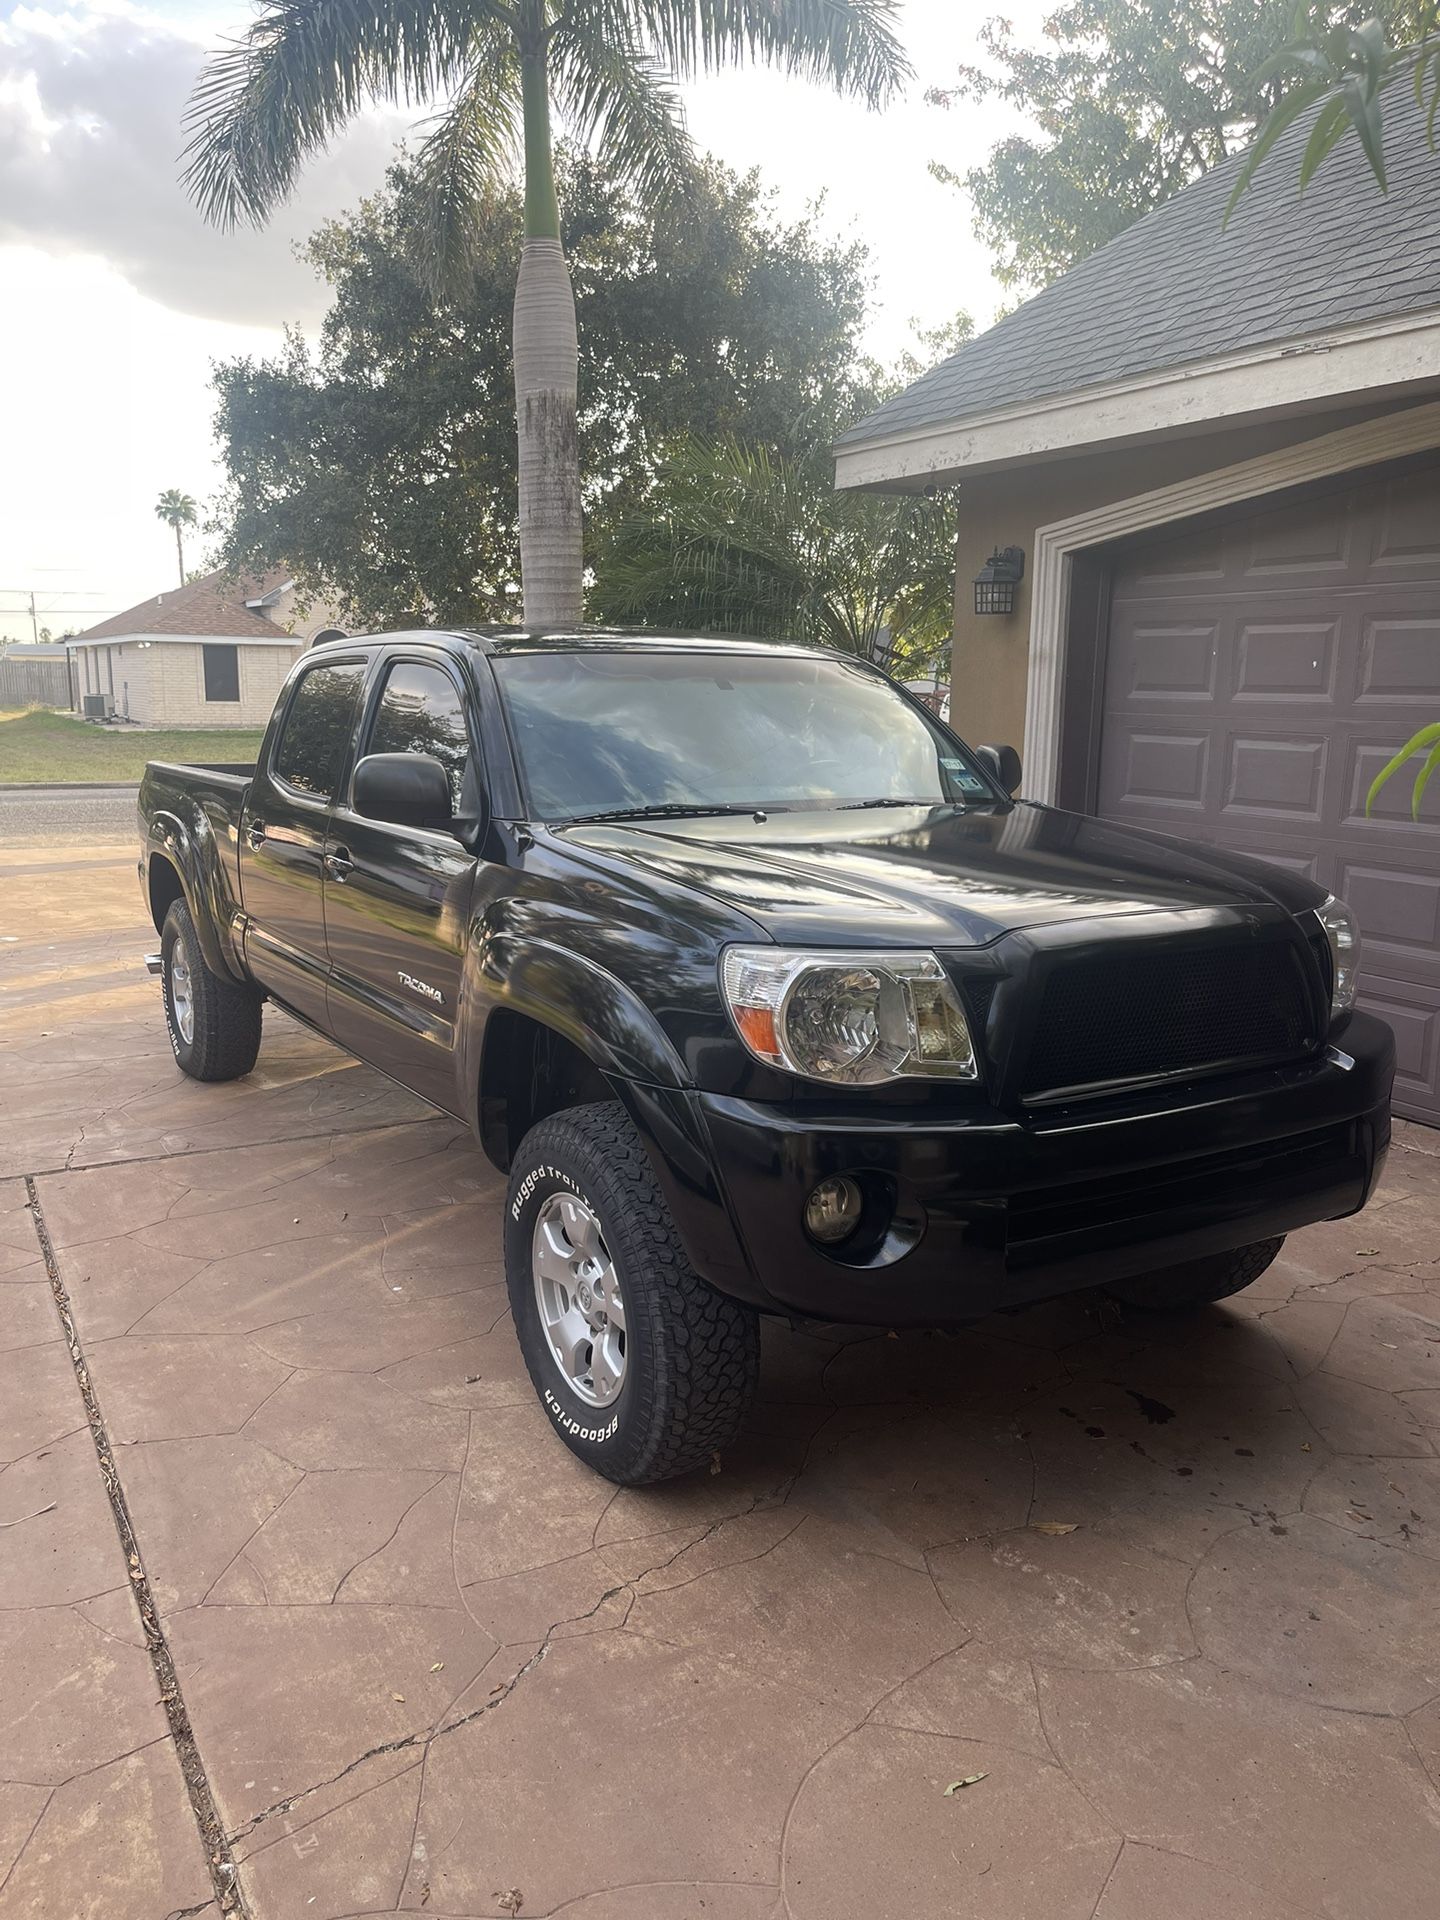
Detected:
left=973, top=546, right=1025, bottom=617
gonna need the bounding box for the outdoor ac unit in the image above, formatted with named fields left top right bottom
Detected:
left=81, top=693, right=106, bottom=720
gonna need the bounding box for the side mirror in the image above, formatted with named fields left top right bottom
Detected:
left=976, top=742, right=1022, bottom=796
left=353, top=753, right=453, bottom=832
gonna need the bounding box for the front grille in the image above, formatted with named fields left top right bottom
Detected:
left=1022, top=940, right=1315, bottom=1100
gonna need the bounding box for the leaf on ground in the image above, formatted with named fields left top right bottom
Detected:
left=430, top=1662, right=444, bottom=1672
left=944, top=1773, right=988, bottom=1795
left=1031, top=1521, right=1080, bottom=1536
left=1355, top=1247, right=1381, bottom=1256
left=495, top=1892, right=523, bottom=1916
left=392, top=1692, right=406, bottom=1703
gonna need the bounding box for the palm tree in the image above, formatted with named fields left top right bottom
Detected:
left=591, top=434, right=957, bottom=666
left=155, top=489, right=199, bottom=587
left=181, top=2, right=908, bottom=628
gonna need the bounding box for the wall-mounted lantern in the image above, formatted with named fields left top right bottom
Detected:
left=973, top=545, right=1025, bottom=616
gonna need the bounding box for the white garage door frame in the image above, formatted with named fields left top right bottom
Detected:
left=1022, top=397, right=1440, bottom=801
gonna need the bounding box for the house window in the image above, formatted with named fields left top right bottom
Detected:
left=203, top=644, right=240, bottom=702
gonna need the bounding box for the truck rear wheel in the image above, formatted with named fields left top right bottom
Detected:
left=504, top=1101, right=760, bottom=1485
left=160, top=898, right=262, bottom=1083
left=1107, top=1235, right=1286, bottom=1313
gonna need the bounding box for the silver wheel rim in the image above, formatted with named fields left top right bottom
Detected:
left=531, top=1192, right=626, bottom=1408
left=169, top=945, right=195, bottom=1046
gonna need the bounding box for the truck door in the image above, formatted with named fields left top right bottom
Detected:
left=322, top=651, right=479, bottom=1115
left=239, top=655, right=366, bottom=1030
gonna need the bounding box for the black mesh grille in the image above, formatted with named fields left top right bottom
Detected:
left=1023, top=941, right=1315, bottom=1099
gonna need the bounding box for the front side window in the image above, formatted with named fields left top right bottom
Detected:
left=494, top=649, right=994, bottom=821
left=203, top=643, right=240, bottom=703
left=366, top=660, right=471, bottom=809
left=272, top=661, right=365, bottom=798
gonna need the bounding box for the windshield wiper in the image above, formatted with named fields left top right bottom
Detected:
left=558, top=802, right=772, bottom=826
left=835, top=796, right=959, bottom=810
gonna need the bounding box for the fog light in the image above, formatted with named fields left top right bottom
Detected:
left=804, top=1175, right=863, bottom=1245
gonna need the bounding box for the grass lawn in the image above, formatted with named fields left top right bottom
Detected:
left=0, top=709, right=265, bottom=785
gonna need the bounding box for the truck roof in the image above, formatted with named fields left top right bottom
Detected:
left=309, top=626, right=829, bottom=662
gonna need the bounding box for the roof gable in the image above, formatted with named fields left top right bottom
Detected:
left=74, top=569, right=293, bottom=642
left=840, top=76, right=1440, bottom=452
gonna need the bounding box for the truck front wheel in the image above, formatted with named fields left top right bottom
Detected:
left=504, top=1101, right=760, bottom=1485
left=160, top=898, right=262, bottom=1082
left=1107, top=1235, right=1286, bottom=1312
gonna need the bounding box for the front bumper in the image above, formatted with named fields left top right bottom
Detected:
left=672, top=1012, right=1394, bottom=1326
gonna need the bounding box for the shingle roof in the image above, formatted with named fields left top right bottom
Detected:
left=839, top=75, right=1440, bottom=451
left=73, top=569, right=292, bottom=642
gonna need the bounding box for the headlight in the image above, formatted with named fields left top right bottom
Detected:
left=721, top=946, right=977, bottom=1084
left=1317, top=895, right=1361, bottom=1013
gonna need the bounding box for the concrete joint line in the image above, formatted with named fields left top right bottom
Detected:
left=24, top=1174, right=249, bottom=1919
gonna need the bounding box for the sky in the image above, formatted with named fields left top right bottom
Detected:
left=0, top=0, right=1052, bottom=642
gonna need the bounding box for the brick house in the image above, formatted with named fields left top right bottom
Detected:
left=836, top=84, right=1440, bottom=1124
left=67, top=571, right=347, bottom=728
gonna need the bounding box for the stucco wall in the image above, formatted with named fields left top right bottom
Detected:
left=946, top=399, right=1417, bottom=753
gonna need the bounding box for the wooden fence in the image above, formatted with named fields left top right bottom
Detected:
left=0, top=656, right=74, bottom=710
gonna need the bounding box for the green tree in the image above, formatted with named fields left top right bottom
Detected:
left=1228, top=4, right=1439, bottom=209
left=210, top=152, right=879, bottom=631
left=154, top=488, right=199, bottom=587
left=589, top=430, right=961, bottom=667
left=929, top=1, right=1425, bottom=293
left=183, top=0, right=906, bottom=629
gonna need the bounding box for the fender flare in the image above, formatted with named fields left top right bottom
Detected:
left=145, top=813, right=247, bottom=983
left=466, top=934, right=690, bottom=1101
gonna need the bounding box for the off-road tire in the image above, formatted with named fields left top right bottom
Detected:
left=160, top=898, right=262, bottom=1082
left=505, top=1101, right=760, bottom=1485
left=1108, top=1235, right=1286, bottom=1313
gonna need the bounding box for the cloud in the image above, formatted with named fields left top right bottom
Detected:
left=0, top=2, right=413, bottom=327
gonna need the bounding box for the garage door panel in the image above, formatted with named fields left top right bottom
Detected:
left=1097, top=730, right=1211, bottom=811
left=1358, top=986, right=1438, bottom=1112
left=1370, top=474, right=1440, bottom=572
left=1097, top=458, right=1440, bottom=1125
left=1234, top=618, right=1341, bottom=701
left=1336, top=862, right=1440, bottom=975
left=1107, top=620, right=1219, bottom=700
left=1359, top=609, right=1440, bottom=700
left=1243, top=493, right=1354, bottom=578
left=1341, top=738, right=1440, bottom=832
left=1224, top=735, right=1328, bottom=821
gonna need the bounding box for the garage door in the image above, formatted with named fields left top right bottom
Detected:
left=1096, top=457, right=1440, bottom=1125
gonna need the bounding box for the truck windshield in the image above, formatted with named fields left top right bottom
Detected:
left=493, top=649, right=995, bottom=822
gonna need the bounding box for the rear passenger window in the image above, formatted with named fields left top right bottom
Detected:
left=272, top=662, right=365, bottom=798
left=367, top=661, right=471, bottom=809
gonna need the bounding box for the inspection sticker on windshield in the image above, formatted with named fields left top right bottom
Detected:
left=943, top=758, right=989, bottom=794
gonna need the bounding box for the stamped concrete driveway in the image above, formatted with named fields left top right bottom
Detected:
left=3, top=840, right=1440, bottom=1920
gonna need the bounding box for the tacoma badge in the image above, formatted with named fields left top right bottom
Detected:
left=398, top=970, right=443, bottom=1005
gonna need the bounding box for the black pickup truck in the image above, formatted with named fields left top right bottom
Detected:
left=138, top=629, right=1393, bottom=1483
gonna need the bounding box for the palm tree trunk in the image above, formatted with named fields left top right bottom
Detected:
left=174, top=523, right=185, bottom=588
left=515, top=44, right=581, bottom=627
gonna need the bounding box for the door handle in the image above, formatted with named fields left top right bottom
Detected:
left=324, top=847, right=354, bottom=881
left=245, top=818, right=266, bottom=849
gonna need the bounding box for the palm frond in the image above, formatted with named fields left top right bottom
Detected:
left=181, top=0, right=482, bottom=228
left=550, top=14, right=695, bottom=208
left=596, top=1, right=909, bottom=105
left=409, top=47, right=520, bottom=294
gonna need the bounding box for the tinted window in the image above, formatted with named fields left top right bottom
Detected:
left=203, top=643, right=240, bottom=702
left=493, top=650, right=992, bottom=819
left=367, top=660, right=470, bottom=808
left=272, top=661, right=365, bottom=798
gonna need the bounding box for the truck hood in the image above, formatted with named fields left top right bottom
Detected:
left=559, top=801, right=1324, bottom=948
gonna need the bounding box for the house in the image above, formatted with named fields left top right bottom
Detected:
left=67, top=571, right=347, bottom=729
left=837, top=82, right=1440, bottom=1125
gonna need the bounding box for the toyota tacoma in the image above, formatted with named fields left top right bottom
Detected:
left=137, top=630, right=1393, bottom=1482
